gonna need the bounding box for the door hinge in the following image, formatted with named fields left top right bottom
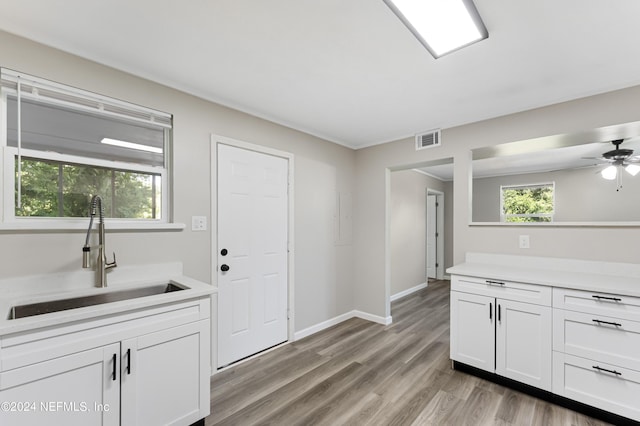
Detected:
left=436, top=262, right=439, bottom=267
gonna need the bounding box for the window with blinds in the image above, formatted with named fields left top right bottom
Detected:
left=0, top=68, right=172, bottom=222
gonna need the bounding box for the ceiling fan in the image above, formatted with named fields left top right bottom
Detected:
left=583, top=139, right=640, bottom=189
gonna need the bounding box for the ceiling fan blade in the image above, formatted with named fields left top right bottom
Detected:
left=582, top=157, right=612, bottom=162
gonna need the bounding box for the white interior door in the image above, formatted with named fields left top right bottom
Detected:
left=217, top=144, right=289, bottom=367
left=426, top=194, right=437, bottom=279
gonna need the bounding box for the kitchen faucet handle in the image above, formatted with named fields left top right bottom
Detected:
left=106, top=252, right=117, bottom=269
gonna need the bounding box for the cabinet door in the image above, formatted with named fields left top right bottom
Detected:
left=121, top=320, right=210, bottom=426
left=0, top=343, right=120, bottom=426
left=496, top=299, right=552, bottom=390
left=450, top=291, right=495, bottom=372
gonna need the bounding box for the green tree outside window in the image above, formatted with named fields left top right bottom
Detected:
left=501, top=184, right=554, bottom=222
left=16, top=157, right=161, bottom=219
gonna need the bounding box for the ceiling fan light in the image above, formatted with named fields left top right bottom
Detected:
left=625, top=164, right=640, bottom=176
left=601, top=165, right=617, bottom=180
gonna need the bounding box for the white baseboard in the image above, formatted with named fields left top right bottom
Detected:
left=353, top=310, right=393, bottom=325
left=294, top=311, right=355, bottom=340
left=390, top=282, right=428, bottom=302
left=293, top=310, right=393, bottom=341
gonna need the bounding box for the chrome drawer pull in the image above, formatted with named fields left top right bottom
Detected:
left=485, top=280, right=505, bottom=286
left=592, top=319, right=622, bottom=327
left=592, top=365, right=622, bottom=376
left=591, top=295, right=622, bottom=302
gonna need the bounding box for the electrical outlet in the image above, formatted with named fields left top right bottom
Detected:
left=519, top=235, right=530, bottom=249
left=191, top=216, right=207, bottom=231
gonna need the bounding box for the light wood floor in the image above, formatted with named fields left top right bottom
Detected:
left=207, top=280, right=611, bottom=425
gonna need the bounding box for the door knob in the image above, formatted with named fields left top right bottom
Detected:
left=221, top=248, right=228, bottom=256
left=220, top=264, right=230, bottom=272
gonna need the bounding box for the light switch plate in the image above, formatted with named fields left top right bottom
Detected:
left=519, top=235, right=530, bottom=249
left=192, top=216, right=207, bottom=231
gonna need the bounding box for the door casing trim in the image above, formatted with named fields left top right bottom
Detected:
left=210, top=134, right=295, bottom=372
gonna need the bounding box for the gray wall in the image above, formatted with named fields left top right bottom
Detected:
left=354, top=84, right=640, bottom=320
left=473, top=167, right=640, bottom=222
left=390, top=171, right=439, bottom=295
left=0, top=30, right=355, bottom=332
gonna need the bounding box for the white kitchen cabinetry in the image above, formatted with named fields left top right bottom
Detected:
left=0, top=297, right=210, bottom=426
left=121, top=321, right=209, bottom=426
left=0, top=343, right=120, bottom=426
left=495, top=298, right=552, bottom=389
left=450, top=291, right=494, bottom=371
left=553, top=288, right=640, bottom=421
left=450, top=276, right=552, bottom=391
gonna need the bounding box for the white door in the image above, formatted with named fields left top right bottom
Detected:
left=426, top=194, right=437, bottom=279
left=217, top=144, right=289, bottom=367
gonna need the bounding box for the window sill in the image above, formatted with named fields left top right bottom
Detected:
left=0, top=220, right=186, bottom=232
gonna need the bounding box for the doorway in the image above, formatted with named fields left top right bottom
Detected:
left=212, top=135, right=294, bottom=369
left=426, top=189, right=444, bottom=281
left=385, top=158, right=453, bottom=320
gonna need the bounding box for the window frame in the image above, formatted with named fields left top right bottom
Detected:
left=499, top=182, right=555, bottom=223
left=0, top=69, right=181, bottom=230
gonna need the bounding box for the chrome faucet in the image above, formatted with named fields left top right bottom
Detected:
left=82, top=195, right=117, bottom=287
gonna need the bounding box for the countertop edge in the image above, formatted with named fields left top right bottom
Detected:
left=447, top=263, right=640, bottom=298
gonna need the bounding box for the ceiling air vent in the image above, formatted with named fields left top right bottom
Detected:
left=415, top=129, right=441, bottom=151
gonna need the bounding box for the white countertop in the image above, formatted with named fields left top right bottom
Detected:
left=447, top=253, right=640, bottom=298
left=0, top=263, right=216, bottom=336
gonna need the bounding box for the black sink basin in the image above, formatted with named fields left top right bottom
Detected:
left=9, top=283, right=184, bottom=320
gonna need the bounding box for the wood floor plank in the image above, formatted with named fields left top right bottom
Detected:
left=206, top=280, right=614, bottom=426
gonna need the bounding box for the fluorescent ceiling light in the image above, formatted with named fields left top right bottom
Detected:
left=383, top=0, right=488, bottom=58
left=101, top=138, right=162, bottom=154
left=601, top=165, right=617, bottom=180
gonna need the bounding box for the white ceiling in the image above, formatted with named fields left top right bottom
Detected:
left=1, top=0, right=640, bottom=149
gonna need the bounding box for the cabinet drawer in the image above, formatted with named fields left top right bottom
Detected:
left=553, top=288, right=640, bottom=322
left=451, top=275, right=551, bottom=306
left=553, top=352, right=640, bottom=422
left=553, top=309, right=640, bottom=372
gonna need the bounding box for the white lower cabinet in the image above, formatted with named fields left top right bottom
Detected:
left=0, top=297, right=211, bottom=426
left=553, top=287, right=640, bottom=422
left=121, top=321, right=210, bottom=426
left=450, top=291, right=494, bottom=371
left=0, top=343, right=120, bottom=426
left=495, top=299, right=552, bottom=390
left=450, top=279, right=552, bottom=391
left=553, top=352, right=640, bottom=421
left=452, top=275, right=640, bottom=422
